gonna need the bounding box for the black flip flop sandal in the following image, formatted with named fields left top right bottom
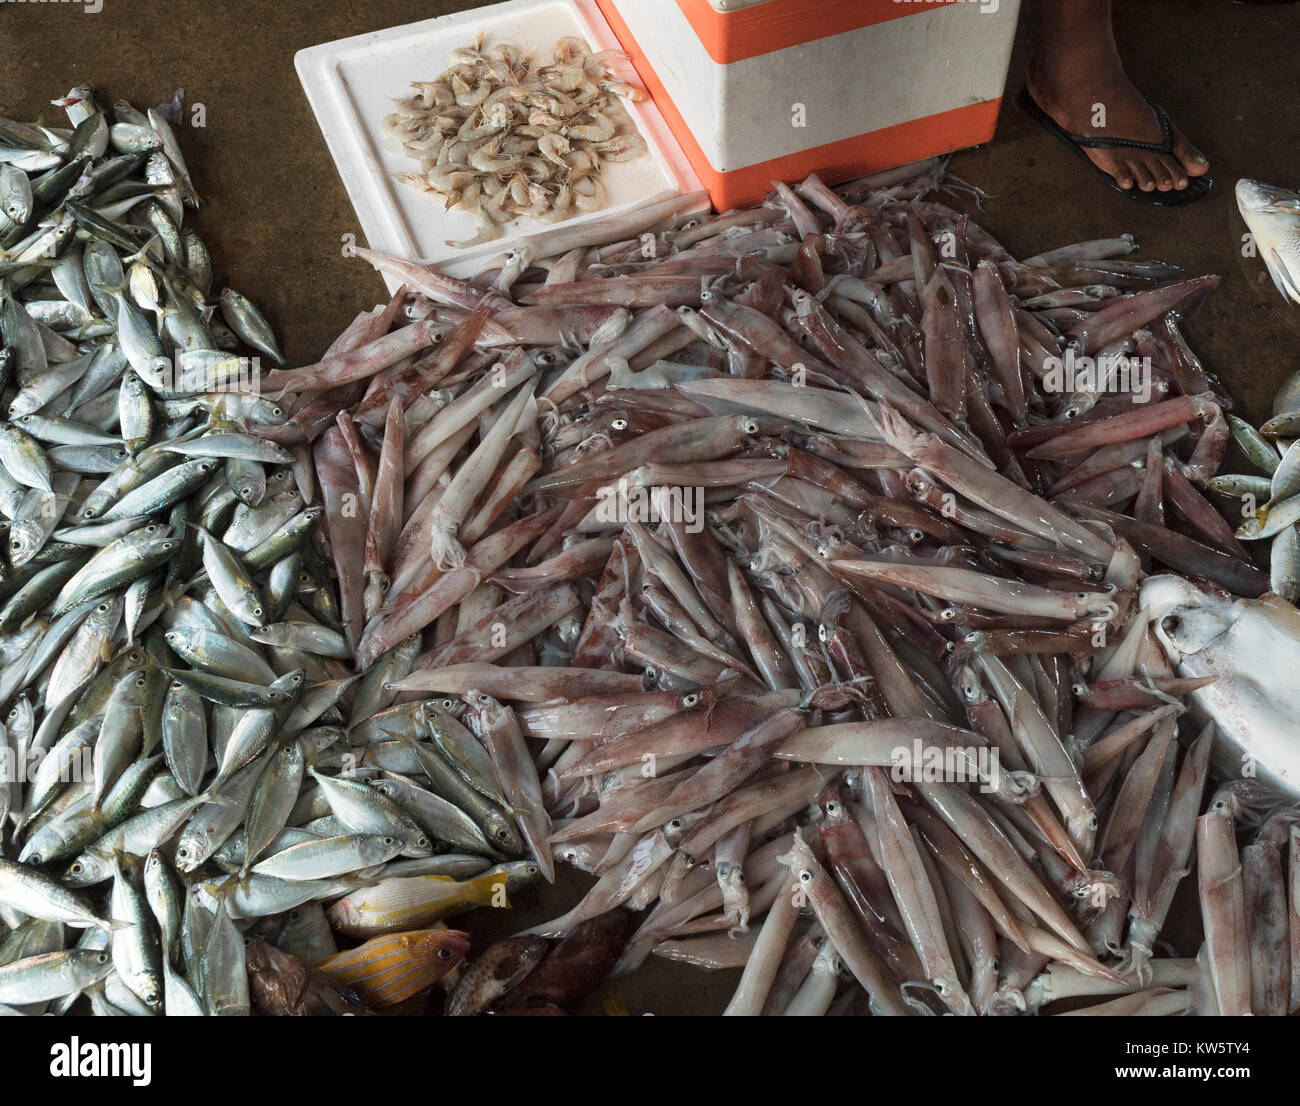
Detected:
left=1017, top=87, right=1213, bottom=207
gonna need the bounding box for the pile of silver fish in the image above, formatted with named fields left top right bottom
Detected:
left=0, top=88, right=542, bottom=1017
left=380, top=33, right=648, bottom=246
left=1200, top=370, right=1300, bottom=600
left=3, top=82, right=1299, bottom=1017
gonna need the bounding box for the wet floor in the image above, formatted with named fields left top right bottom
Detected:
left=1, top=0, right=1295, bottom=1014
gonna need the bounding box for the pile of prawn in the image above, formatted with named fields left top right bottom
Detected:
left=266, top=160, right=1300, bottom=1016
left=380, top=34, right=648, bottom=248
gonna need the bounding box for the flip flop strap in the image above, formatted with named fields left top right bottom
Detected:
left=1066, top=104, right=1175, bottom=154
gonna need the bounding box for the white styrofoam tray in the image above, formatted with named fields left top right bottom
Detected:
left=296, top=0, right=701, bottom=286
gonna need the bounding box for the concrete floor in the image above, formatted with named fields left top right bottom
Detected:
left=1, top=0, right=1296, bottom=1014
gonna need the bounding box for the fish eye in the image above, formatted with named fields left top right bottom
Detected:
left=382, top=836, right=394, bottom=846
left=71, top=862, right=83, bottom=874
left=253, top=606, right=263, bottom=616
left=496, top=829, right=510, bottom=842
left=436, top=947, right=453, bottom=960
left=27, top=852, right=41, bottom=864
left=288, top=910, right=301, bottom=921
left=145, top=992, right=159, bottom=1006
left=97, top=953, right=109, bottom=964
left=176, top=847, right=189, bottom=860
left=417, top=837, right=429, bottom=849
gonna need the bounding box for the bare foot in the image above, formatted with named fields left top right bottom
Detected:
left=1031, top=0, right=1209, bottom=193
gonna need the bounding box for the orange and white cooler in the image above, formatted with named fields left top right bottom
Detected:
left=595, top=0, right=1023, bottom=209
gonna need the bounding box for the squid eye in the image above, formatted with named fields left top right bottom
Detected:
left=798, top=869, right=812, bottom=883
left=611, top=417, right=627, bottom=431
left=825, top=801, right=840, bottom=816
left=682, top=693, right=700, bottom=708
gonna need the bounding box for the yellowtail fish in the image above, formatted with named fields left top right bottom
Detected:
left=325, top=871, right=507, bottom=938
left=317, top=929, right=470, bottom=1007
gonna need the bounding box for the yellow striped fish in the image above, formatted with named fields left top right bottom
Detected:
left=318, top=929, right=470, bottom=1007
left=325, top=871, right=506, bottom=938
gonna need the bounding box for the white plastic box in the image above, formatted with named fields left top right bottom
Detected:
left=296, top=0, right=701, bottom=284
left=595, top=0, right=1023, bottom=209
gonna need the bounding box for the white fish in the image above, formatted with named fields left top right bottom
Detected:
left=1142, top=574, right=1300, bottom=798
left=1236, top=179, right=1300, bottom=306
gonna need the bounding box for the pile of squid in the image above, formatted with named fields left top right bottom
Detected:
left=380, top=33, right=648, bottom=246
left=258, top=157, right=1300, bottom=1015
